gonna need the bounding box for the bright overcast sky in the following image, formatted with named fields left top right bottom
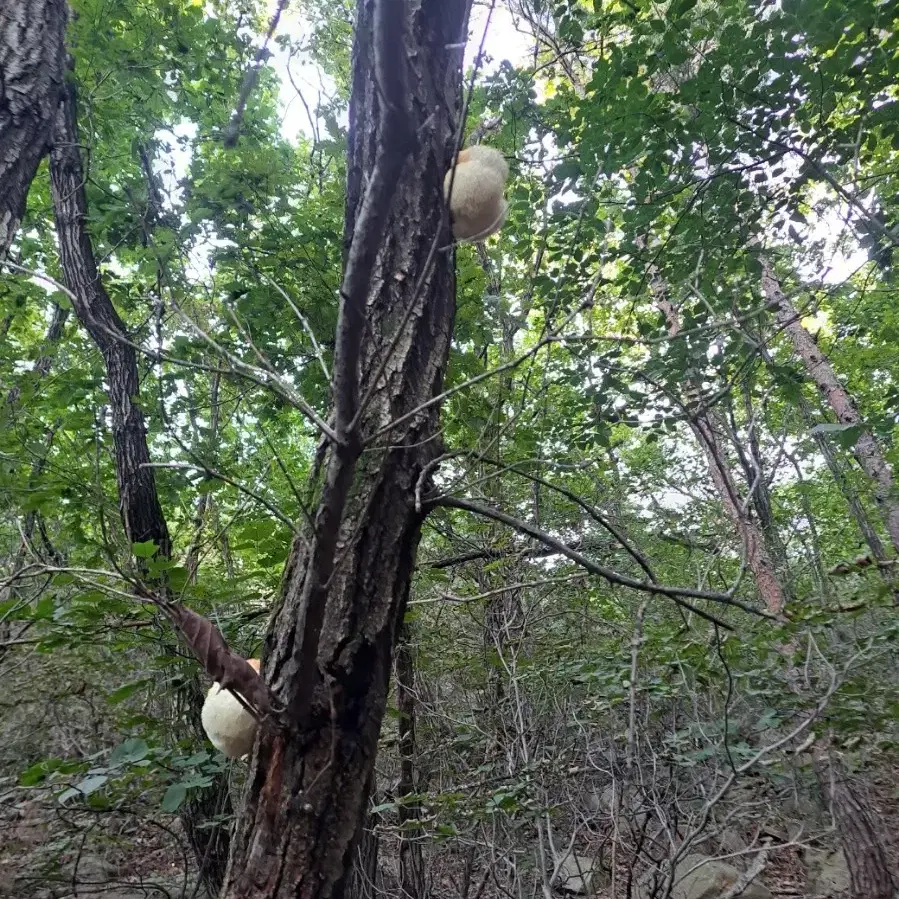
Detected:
left=271, top=1, right=532, bottom=143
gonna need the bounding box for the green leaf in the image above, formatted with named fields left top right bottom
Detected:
left=370, top=800, right=399, bottom=815
left=131, top=540, right=160, bottom=559
left=19, top=759, right=61, bottom=786
left=59, top=774, right=109, bottom=804
left=810, top=422, right=863, bottom=449
left=161, top=783, right=188, bottom=813
left=109, top=738, right=151, bottom=767
left=106, top=679, right=149, bottom=705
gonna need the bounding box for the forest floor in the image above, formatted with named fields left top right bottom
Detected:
left=0, top=785, right=208, bottom=899
left=2, top=769, right=898, bottom=899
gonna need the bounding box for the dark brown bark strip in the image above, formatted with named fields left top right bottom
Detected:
left=0, top=0, right=67, bottom=259
left=221, top=2, right=470, bottom=896
left=49, top=81, right=170, bottom=557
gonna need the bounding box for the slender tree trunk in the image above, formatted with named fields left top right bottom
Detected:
left=5, top=302, right=69, bottom=405
left=49, top=78, right=232, bottom=895
left=396, top=628, right=426, bottom=899
left=0, top=305, right=69, bottom=658
left=50, top=82, right=170, bottom=556
left=815, top=755, right=896, bottom=899
left=3, top=303, right=68, bottom=528
left=221, top=2, right=469, bottom=895
left=652, top=278, right=788, bottom=614
left=724, top=386, right=793, bottom=593
left=346, top=807, right=382, bottom=899
left=0, top=0, right=67, bottom=260
left=187, top=371, right=222, bottom=582
left=178, top=739, right=233, bottom=892
left=809, top=424, right=891, bottom=565
left=750, top=331, right=892, bottom=580
left=736, top=386, right=788, bottom=562
left=761, top=265, right=897, bottom=898
left=761, top=259, right=899, bottom=556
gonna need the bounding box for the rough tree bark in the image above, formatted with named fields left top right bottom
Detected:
left=48, top=79, right=232, bottom=894
left=761, top=258, right=899, bottom=557
left=0, top=0, right=67, bottom=260
left=220, top=1, right=469, bottom=896
left=0, top=0, right=69, bottom=602
left=0, top=0, right=69, bottom=609
left=49, top=83, right=170, bottom=556
left=815, top=755, right=896, bottom=899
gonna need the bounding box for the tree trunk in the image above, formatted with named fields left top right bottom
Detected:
left=750, top=329, right=893, bottom=583
left=735, top=385, right=790, bottom=567
left=50, top=81, right=170, bottom=557
left=652, top=278, right=788, bottom=614
left=179, top=767, right=233, bottom=894
left=220, top=1, right=468, bottom=896
left=396, top=629, right=426, bottom=899
left=187, top=371, right=222, bottom=582
left=761, top=258, right=899, bottom=556
left=346, top=805, right=382, bottom=899
left=49, top=78, right=232, bottom=895
left=0, top=0, right=67, bottom=259
left=816, top=755, right=896, bottom=899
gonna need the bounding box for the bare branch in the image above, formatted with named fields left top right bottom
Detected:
left=223, top=0, right=290, bottom=147
left=169, top=299, right=340, bottom=443
left=411, top=573, right=589, bottom=605
left=427, top=495, right=772, bottom=625
left=259, top=271, right=331, bottom=382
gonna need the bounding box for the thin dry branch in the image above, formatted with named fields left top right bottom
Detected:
left=428, top=494, right=778, bottom=625
left=223, top=0, right=290, bottom=147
